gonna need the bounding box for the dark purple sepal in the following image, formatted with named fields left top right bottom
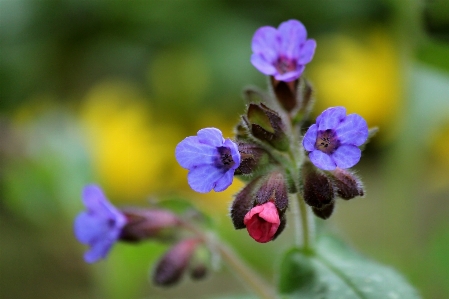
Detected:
left=271, top=213, right=287, bottom=240
left=302, top=162, right=335, bottom=209
left=270, top=76, right=299, bottom=112
left=312, top=202, right=335, bottom=220
left=234, top=142, right=270, bottom=175
left=119, top=208, right=180, bottom=242
left=246, top=103, right=289, bottom=151
left=255, top=171, right=289, bottom=211
left=230, top=178, right=261, bottom=229
left=330, top=168, right=364, bottom=200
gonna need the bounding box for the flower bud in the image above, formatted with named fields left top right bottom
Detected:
left=312, top=202, right=335, bottom=220
left=255, top=171, right=289, bottom=211
left=302, top=162, right=335, bottom=209
left=230, top=177, right=261, bottom=229
left=245, top=103, right=289, bottom=151
left=244, top=201, right=280, bottom=243
left=330, top=168, right=364, bottom=200
left=153, top=238, right=200, bottom=287
left=189, top=264, right=208, bottom=280
left=234, top=142, right=270, bottom=175
left=270, top=76, right=298, bottom=112
left=119, top=209, right=180, bottom=242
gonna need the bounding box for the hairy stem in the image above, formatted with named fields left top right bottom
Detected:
left=215, top=241, right=276, bottom=299
left=182, top=221, right=276, bottom=299
left=298, top=192, right=315, bottom=251
left=289, top=194, right=302, bottom=248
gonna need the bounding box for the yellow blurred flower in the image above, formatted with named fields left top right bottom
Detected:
left=80, top=80, right=182, bottom=202
left=309, top=30, right=403, bottom=141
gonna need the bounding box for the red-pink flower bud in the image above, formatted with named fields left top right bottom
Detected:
left=243, top=201, right=280, bottom=243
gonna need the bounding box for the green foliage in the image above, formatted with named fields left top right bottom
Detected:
left=278, top=236, right=420, bottom=299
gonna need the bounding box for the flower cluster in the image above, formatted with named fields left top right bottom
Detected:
left=173, top=19, right=371, bottom=243
left=74, top=19, right=374, bottom=290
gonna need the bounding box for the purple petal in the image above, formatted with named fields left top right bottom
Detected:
left=302, top=124, right=318, bottom=151
left=317, top=107, right=346, bottom=131
left=335, top=114, right=368, bottom=146
left=213, top=170, right=234, bottom=192
left=251, top=26, right=279, bottom=63
left=74, top=212, right=102, bottom=244
left=197, top=128, right=224, bottom=147
left=297, top=39, right=316, bottom=65
left=82, top=185, right=109, bottom=213
left=175, top=136, right=217, bottom=169
left=223, top=138, right=241, bottom=168
left=278, top=20, right=306, bottom=60
left=309, top=150, right=336, bottom=170
left=274, top=66, right=304, bottom=82
left=84, top=238, right=114, bottom=263
left=251, top=54, right=277, bottom=76
left=187, top=165, right=225, bottom=193
left=331, top=145, right=361, bottom=169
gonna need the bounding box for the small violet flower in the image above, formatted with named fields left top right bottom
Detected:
left=175, top=128, right=241, bottom=193
left=251, top=19, right=316, bottom=82
left=74, top=185, right=126, bottom=263
left=244, top=201, right=280, bottom=243
left=303, top=106, right=369, bottom=171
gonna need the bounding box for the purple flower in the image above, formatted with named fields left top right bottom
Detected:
left=251, top=19, right=316, bottom=82
left=303, top=107, right=368, bottom=170
left=74, top=185, right=126, bottom=263
left=175, top=128, right=241, bottom=193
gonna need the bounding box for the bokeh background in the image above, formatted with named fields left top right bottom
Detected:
left=1, top=0, right=449, bottom=298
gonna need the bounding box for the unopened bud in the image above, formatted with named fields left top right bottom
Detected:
left=235, top=142, right=270, bottom=175
left=255, top=171, right=289, bottom=211
left=189, top=264, right=208, bottom=280
left=244, top=201, right=280, bottom=243
left=246, top=103, right=289, bottom=151
left=230, top=178, right=260, bottom=229
left=312, top=202, right=335, bottom=220
left=302, top=163, right=335, bottom=209
left=270, top=76, right=298, bottom=112
left=153, top=238, right=200, bottom=287
left=331, top=168, right=364, bottom=200
left=119, top=209, right=180, bottom=242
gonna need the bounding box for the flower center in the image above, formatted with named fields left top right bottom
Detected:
left=275, top=56, right=296, bottom=74
left=216, top=146, right=235, bottom=170
left=315, top=129, right=340, bottom=154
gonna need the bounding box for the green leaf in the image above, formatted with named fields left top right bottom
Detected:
left=278, top=236, right=420, bottom=299
left=278, top=248, right=323, bottom=298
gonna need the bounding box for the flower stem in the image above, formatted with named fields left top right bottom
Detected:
left=289, top=193, right=302, bottom=248
left=214, top=241, right=277, bottom=299
left=182, top=221, right=276, bottom=299
left=297, top=192, right=314, bottom=251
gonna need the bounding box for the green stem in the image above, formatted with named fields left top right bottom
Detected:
left=182, top=221, right=276, bottom=299
left=215, top=241, right=277, bottom=299
left=298, top=192, right=314, bottom=251
left=289, top=194, right=302, bottom=248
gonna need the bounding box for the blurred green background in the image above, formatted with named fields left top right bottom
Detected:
left=1, top=0, right=449, bottom=298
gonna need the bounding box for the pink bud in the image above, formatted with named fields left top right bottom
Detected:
left=243, top=201, right=280, bottom=243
